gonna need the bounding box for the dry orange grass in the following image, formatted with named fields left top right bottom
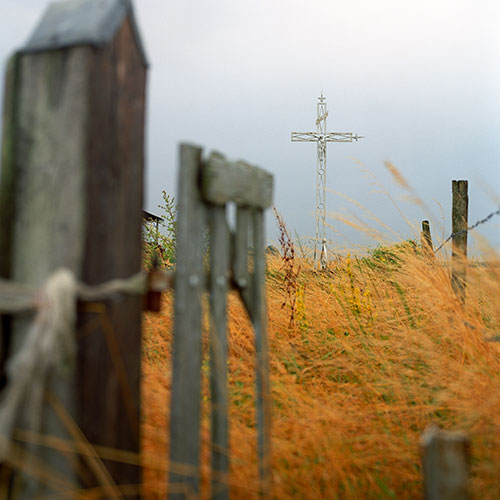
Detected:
left=141, top=245, right=500, bottom=499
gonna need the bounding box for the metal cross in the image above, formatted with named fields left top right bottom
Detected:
left=291, top=93, right=363, bottom=268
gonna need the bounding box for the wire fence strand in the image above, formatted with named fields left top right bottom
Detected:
left=434, top=206, right=500, bottom=253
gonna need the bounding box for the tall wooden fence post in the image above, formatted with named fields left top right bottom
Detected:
left=451, top=180, right=468, bottom=302
left=421, top=426, right=470, bottom=500
left=0, top=0, right=147, bottom=496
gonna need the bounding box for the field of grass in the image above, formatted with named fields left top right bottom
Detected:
left=141, top=243, right=500, bottom=499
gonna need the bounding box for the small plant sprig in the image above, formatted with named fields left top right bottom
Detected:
left=143, top=190, right=177, bottom=270
left=274, top=208, right=301, bottom=327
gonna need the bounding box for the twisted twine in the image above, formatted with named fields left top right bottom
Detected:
left=0, top=269, right=148, bottom=459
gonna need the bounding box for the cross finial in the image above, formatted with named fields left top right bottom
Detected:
left=319, top=91, right=325, bottom=103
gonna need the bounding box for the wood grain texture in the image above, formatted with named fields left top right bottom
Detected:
left=75, top=15, right=146, bottom=491
left=169, top=144, right=205, bottom=499
left=202, top=153, right=273, bottom=209
left=11, top=47, right=90, bottom=285
left=0, top=12, right=146, bottom=496
left=5, top=45, right=91, bottom=498
left=208, top=205, right=230, bottom=500
left=421, top=426, right=470, bottom=500
left=451, top=180, right=468, bottom=302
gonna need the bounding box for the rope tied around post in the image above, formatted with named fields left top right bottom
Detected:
left=0, top=270, right=77, bottom=459
left=0, top=268, right=169, bottom=459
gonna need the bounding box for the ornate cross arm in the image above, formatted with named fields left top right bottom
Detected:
left=291, top=132, right=364, bottom=142
left=291, top=132, right=321, bottom=142
left=325, top=132, right=364, bottom=142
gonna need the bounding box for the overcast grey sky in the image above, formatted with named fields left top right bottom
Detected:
left=1, top=0, right=500, bottom=255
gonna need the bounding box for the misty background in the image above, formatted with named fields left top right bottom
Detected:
left=1, top=0, right=499, bottom=255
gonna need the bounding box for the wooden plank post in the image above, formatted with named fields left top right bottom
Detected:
left=208, top=205, right=230, bottom=500
left=169, top=145, right=205, bottom=499
left=251, top=209, right=272, bottom=497
left=421, top=220, right=433, bottom=255
left=421, top=425, right=470, bottom=500
left=169, top=148, right=273, bottom=498
left=233, top=207, right=252, bottom=312
left=0, top=0, right=147, bottom=496
left=451, top=180, right=468, bottom=302
left=202, top=153, right=273, bottom=496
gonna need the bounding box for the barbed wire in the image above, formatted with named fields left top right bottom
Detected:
left=434, top=207, right=500, bottom=253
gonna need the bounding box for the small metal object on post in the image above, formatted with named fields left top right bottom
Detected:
left=291, top=93, right=363, bottom=269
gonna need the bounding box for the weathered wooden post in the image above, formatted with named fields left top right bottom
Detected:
left=168, top=145, right=206, bottom=499
left=451, top=180, right=468, bottom=302
left=421, top=425, right=470, bottom=500
left=421, top=220, right=433, bottom=254
left=169, top=146, right=273, bottom=499
left=0, top=0, right=147, bottom=496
